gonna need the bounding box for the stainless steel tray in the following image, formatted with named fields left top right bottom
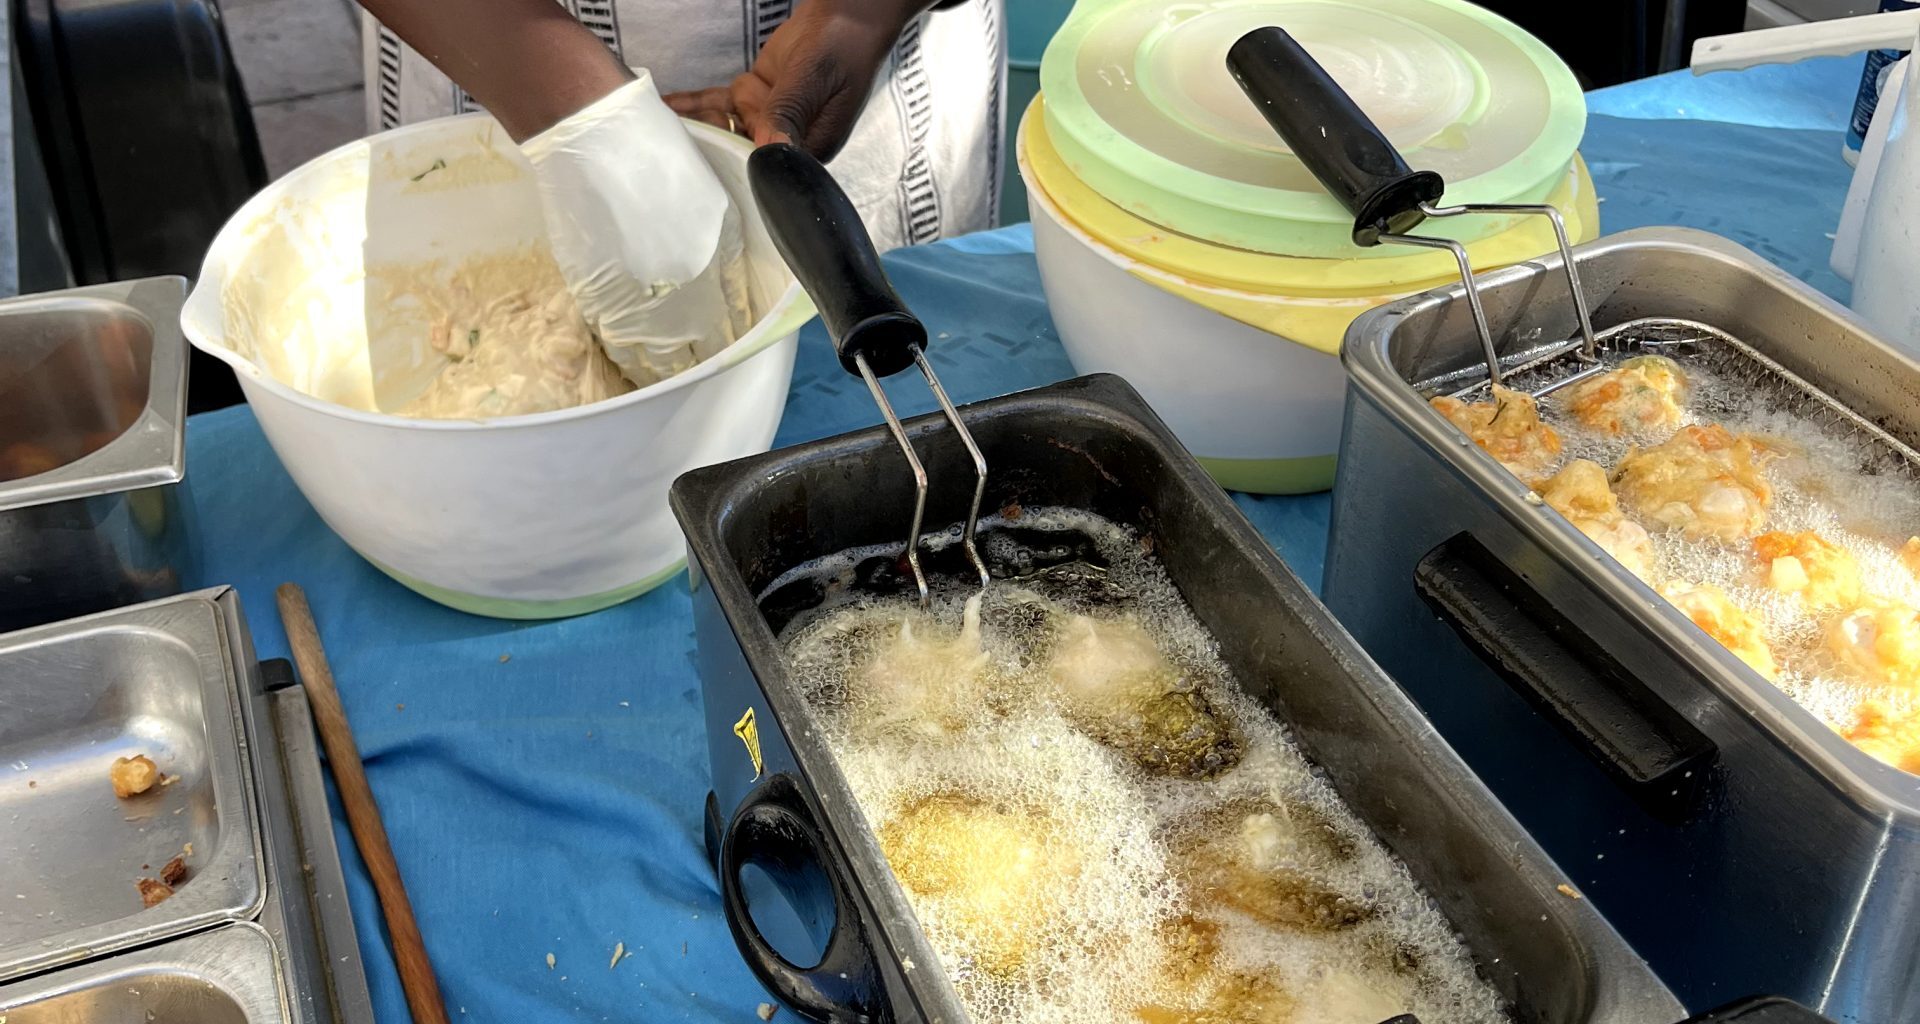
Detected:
left=0, top=277, right=198, bottom=632
left=0, top=588, right=372, bottom=1022
left=1329, top=227, right=1920, bottom=1023
left=0, top=593, right=264, bottom=981
left=0, top=921, right=286, bottom=1022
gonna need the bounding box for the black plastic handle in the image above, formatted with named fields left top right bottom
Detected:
left=1414, top=533, right=1718, bottom=823
left=1225, top=26, right=1445, bottom=246
left=720, top=773, right=891, bottom=1024
left=1681, top=997, right=1834, bottom=1024
left=747, top=143, right=926, bottom=378
left=259, top=658, right=297, bottom=692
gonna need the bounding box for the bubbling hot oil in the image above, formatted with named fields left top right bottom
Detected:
left=1534, top=350, right=1920, bottom=732
left=772, top=509, right=1512, bottom=1024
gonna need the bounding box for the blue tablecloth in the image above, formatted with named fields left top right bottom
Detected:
left=184, top=55, right=1868, bottom=1023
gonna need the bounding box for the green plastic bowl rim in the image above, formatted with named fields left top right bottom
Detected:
left=1038, top=0, right=1587, bottom=239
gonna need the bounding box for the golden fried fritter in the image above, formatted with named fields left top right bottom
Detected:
left=1659, top=581, right=1778, bottom=680
left=1536, top=459, right=1656, bottom=579
left=851, top=600, right=994, bottom=740
left=1614, top=424, right=1772, bottom=541
left=1827, top=602, right=1920, bottom=692
left=1430, top=386, right=1563, bottom=482
left=1566, top=355, right=1689, bottom=436
left=1843, top=700, right=1920, bottom=774
left=111, top=755, right=160, bottom=799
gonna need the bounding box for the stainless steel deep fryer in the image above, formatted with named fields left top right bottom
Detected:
left=1327, top=227, right=1920, bottom=1024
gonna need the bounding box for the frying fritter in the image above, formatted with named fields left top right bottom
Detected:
left=1659, top=581, right=1778, bottom=680
left=1166, top=802, right=1371, bottom=933
left=1613, top=424, right=1772, bottom=541
left=1045, top=613, right=1241, bottom=778
left=1753, top=531, right=1861, bottom=610
left=1827, top=602, right=1920, bottom=691
left=849, top=598, right=995, bottom=740
left=1429, top=386, right=1563, bottom=482
left=877, top=793, right=1084, bottom=977
left=1844, top=700, right=1920, bottom=774
left=1287, top=965, right=1419, bottom=1024
left=1566, top=355, right=1689, bottom=436
left=1135, top=915, right=1297, bottom=1024
left=1536, top=459, right=1656, bottom=579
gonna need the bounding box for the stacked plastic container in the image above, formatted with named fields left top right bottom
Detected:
left=1020, top=0, right=1596, bottom=493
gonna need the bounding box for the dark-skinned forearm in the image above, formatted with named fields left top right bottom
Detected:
left=355, top=0, right=633, bottom=142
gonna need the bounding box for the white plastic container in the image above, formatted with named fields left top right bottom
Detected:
left=1836, top=50, right=1920, bottom=357
left=181, top=115, right=808, bottom=618
left=1024, top=140, right=1348, bottom=493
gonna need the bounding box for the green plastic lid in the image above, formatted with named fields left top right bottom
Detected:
left=1039, top=0, right=1586, bottom=258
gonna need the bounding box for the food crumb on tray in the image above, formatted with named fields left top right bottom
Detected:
left=546, top=952, right=556, bottom=970
left=111, top=755, right=160, bottom=798
left=138, top=846, right=193, bottom=905
left=1556, top=884, right=1582, bottom=900
left=757, top=1003, right=778, bottom=1021
left=136, top=878, right=173, bottom=907
left=610, top=942, right=627, bottom=969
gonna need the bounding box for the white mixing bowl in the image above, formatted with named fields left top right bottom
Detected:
left=182, top=115, right=808, bottom=618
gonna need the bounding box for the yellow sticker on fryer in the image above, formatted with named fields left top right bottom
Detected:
left=734, top=707, right=763, bottom=781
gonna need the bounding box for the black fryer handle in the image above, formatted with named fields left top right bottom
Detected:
left=748, top=143, right=926, bottom=378
left=1225, top=26, right=1445, bottom=245
left=1681, top=997, right=1834, bottom=1024
left=720, top=773, right=891, bottom=1023
left=1414, top=533, right=1718, bottom=823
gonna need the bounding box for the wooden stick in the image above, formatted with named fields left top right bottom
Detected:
left=278, top=583, right=451, bottom=1024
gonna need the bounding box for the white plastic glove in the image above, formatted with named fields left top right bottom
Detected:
left=521, top=72, right=753, bottom=386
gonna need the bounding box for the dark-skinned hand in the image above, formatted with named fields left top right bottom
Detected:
left=665, top=0, right=934, bottom=157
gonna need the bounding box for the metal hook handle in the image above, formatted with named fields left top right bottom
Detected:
left=749, top=143, right=989, bottom=604
left=1225, top=26, right=1600, bottom=385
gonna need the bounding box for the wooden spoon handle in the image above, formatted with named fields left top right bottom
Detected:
left=278, top=582, right=450, bottom=1024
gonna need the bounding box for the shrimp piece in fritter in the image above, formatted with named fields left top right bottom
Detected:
left=1753, top=531, right=1862, bottom=610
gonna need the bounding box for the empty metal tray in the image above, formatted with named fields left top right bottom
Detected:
left=0, top=595, right=264, bottom=981
left=0, top=277, right=198, bottom=632
left=0, top=922, right=285, bottom=1022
